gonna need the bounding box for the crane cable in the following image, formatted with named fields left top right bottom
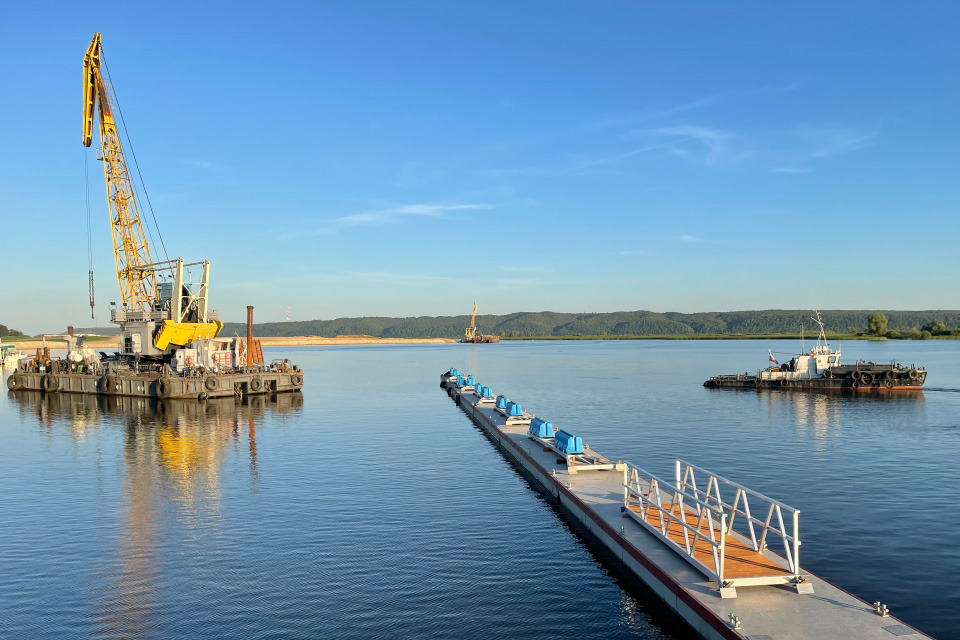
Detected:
left=101, top=53, right=171, bottom=267
left=84, top=147, right=95, bottom=319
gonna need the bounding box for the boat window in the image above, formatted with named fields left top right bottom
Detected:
left=828, top=356, right=837, bottom=363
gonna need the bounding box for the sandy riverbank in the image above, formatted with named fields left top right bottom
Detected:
left=7, top=335, right=456, bottom=350
left=257, top=336, right=456, bottom=346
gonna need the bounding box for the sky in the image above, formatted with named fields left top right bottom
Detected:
left=2, top=2, right=959, bottom=332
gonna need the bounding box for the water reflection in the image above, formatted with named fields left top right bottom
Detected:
left=8, top=391, right=302, bottom=638
left=759, top=389, right=924, bottom=458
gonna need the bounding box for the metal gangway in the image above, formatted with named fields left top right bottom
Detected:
left=621, top=459, right=812, bottom=598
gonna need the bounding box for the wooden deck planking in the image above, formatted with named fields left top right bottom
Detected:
left=629, top=503, right=790, bottom=579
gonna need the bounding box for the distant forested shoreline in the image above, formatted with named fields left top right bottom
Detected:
left=48, top=309, right=960, bottom=341
left=209, top=309, right=959, bottom=340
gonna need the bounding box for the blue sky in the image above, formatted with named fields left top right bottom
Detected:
left=2, top=2, right=958, bottom=332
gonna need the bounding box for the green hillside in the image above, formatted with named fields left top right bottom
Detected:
left=214, top=309, right=960, bottom=339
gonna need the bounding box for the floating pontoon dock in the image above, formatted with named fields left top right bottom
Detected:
left=440, top=369, right=931, bottom=640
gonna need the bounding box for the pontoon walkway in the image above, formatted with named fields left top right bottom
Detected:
left=440, top=370, right=931, bottom=640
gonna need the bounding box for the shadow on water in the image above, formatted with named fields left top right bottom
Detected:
left=6, top=391, right=302, bottom=639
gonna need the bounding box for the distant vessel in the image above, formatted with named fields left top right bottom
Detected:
left=703, top=311, right=927, bottom=392
left=460, top=301, right=500, bottom=344
left=1, top=343, right=24, bottom=368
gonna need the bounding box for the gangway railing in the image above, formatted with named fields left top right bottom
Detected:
left=621, top=459, right=811, bottom=598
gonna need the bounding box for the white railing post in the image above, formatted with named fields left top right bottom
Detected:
left=793, top=510, right=801, bottom=575
left=719, top=512, right=727, bottom=581
left=623, top=465, right=629, bottom=505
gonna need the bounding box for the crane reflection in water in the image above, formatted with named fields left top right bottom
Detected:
left=10, top=391, right=302, bottom=638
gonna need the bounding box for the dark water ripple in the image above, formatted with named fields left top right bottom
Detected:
left=1, top=340, right=958, bottom=639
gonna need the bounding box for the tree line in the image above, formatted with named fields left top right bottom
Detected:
left=0, top=324, right=27, bottom=339
left=211, top=309, right=960, bottom=339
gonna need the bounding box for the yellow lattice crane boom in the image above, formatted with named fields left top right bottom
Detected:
left=83, top=32, right=157, bottom=312
left=464, top=301, right=478, bottom=340
left=81, top=33, right=222, bottom=359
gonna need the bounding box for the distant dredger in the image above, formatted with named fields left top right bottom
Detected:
left=6, top=33, right=303, bottom=400
left=460, top=301, right=499, bottom=343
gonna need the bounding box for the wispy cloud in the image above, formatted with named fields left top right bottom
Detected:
left=312, top=202, right=492, bottom=234
left=793, top=124, right=877, bottom=158
left=348, top=271, right=456, bottom=284
left=679, top=235, right=705, bottom=243
left=182, top=158, right=218, bottom=169
left=496, top=265, right=548, bottom=274
left=565, top=143, right=671, bottom=173
left=639, top=125, right=733, bottom=165
left=618, top=249, right=646, bottom=256
left=632, top=120, right=875, bottom=171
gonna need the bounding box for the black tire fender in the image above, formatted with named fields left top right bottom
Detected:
left=198, top=392, right=208, bottom=402
left=204, top=377, right=218, bottom=391
left=908, top=369, right=919, bottom=380
left=6, top=374, right=19, bottom=390
left=291, top=374, right=303, bottom=386
left=250, top=377, right=263, bottom=392
left=42, top=374, right=59, bottom=392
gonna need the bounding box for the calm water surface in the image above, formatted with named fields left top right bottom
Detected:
left=1, top=340, right=958, bottom=639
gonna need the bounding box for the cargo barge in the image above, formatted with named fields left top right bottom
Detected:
left=439, top=369, right=931, bottom=640
left=704, top=312, right=926, bottom=392
left=6, top=310, right=303, bottom=401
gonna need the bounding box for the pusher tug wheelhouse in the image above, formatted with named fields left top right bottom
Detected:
left=5, top=33, right=303, bottom=401
left=703, top=311, right=926, bottom=392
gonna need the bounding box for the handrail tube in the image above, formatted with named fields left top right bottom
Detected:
left=623, top=466, right=727, bottom=517
left=679, top=459, right=800, bottom=514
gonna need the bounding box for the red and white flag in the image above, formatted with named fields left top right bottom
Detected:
left=769, top=350, right=779, bottom=365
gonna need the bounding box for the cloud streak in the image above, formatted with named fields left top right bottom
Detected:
left=312, top=202, right=492, bottom=234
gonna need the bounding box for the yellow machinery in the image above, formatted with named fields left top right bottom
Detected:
left=464, top=301, right=478, bottom=341
left=82, top=33, right=221, bottom=357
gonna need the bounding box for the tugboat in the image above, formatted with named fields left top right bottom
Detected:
left=703, top=311, right=926, bottom=392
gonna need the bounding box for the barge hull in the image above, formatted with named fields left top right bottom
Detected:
left=7, top=370, right=303, bottom=400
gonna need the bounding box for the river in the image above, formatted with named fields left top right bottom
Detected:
left=1, top=339, right=957, bottom=639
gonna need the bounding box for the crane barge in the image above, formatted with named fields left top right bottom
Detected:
left=6, top=33, right=304, bottom=400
